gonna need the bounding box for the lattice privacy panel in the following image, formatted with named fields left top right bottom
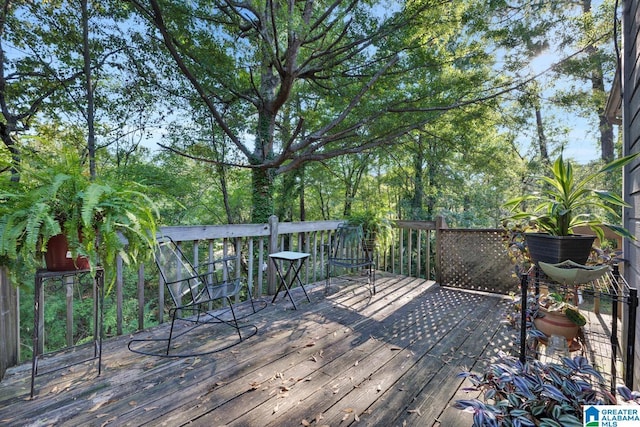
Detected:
left=438, top=229, right=519, bottom=294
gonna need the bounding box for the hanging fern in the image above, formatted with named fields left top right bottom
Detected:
left=0, top=153, right=159, bottom=285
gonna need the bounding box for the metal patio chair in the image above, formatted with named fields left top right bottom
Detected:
left=128, top=236, right=259, bottom=357
left=326, top=224, right=376, bottom=295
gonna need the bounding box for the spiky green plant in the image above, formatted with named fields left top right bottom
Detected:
left=504, top=153, right=639, bottom=242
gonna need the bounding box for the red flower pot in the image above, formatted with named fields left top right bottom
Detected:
left=44, top=234, right=90, bottom=271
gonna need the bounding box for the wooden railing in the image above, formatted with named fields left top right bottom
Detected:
left=117, top=217, right=438, bottom=333
left=1, top=216, right=521, bottom=378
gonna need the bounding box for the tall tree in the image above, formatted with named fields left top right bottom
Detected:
left=554, top=0, right=616, bottom=162
left=127, top=0, right=523, bottom=223
left=0, top=0, right=85, bottom=180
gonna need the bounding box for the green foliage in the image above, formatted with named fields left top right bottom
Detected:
left=564, top=307, right=587, bottom=327
left=540, top=293, right=587, bottom=327
left=0, top=147, right=160, bottom=280
left=455, top=354, right=617, bottom=426
left=347, top=210, right=395, bottom=253
left=503, top=154, right=639, bottom=240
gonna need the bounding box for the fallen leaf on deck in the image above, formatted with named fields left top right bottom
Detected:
left=342, top=413, right=350, bottom=421
left=354, top=360, right=359, bottom=366
left=301, top=420, right=311, bottom=426
left=144, top=406, right=159, bottom=412
left=306, top=341, right=316, bottom=347
left=355, top=413, right=360, bottom=421
left=273, top=404, right=279, bottom=414
left=89, top=402, right=106, bottom=412
left=100, top=417, right=118, bottom=427
left=342, top=408, right=354, bottom=413
left=129, top=401, right=137, bottom=406
left=408, top=408, right=422, bottom=416
left=390, top=346, right=402, bottom=351
left=315, top=413, right=324, bottom=422
left=377, top=384, right=382, bottom=392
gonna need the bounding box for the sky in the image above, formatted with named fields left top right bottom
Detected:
left=522, top=0, right=614, bottom=165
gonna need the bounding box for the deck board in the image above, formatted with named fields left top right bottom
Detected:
left=0, top=273, right=518, bottom=427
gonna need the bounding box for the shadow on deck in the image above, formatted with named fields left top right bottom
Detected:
left=0, top=273, right=517, bottom=427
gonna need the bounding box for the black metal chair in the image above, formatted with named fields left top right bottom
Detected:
left=326, top=224, right=376, bottom=295
left=128, top=236, right=259, bottom=357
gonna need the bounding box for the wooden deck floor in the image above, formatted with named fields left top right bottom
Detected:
left=0, top=273, right=518, bottom=427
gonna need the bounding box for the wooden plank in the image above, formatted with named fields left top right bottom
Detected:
left=0, top=276, right=520, bottom=427
left=136, top=276, right=430, bottom=426
left=314, top=293, right=509, bottom=427
left=34, top=275, right=421, bottom=426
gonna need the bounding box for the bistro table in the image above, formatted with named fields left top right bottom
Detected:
left=269, top=251, right=311, bottom=310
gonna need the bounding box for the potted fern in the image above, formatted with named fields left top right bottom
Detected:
left=504, top=153, right=638, bottom=265
left=347, top=210, right=394, bottom=254
left=0, top=151, right=159, bottom=273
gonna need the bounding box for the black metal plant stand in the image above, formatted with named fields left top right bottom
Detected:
left=30, top=267, right=104, bottom=398
left=519, top=265, right=637, bottom=391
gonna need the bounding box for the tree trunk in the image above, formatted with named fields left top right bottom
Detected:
left=251, top=166, right=275, bottom=224
left=277, top=171, right=296, bottom=222
left=81, top=0, right=96, bottom=179
left=299, top=165, right=306, bottom=221
left=0, top=122, right=19, bottom=182
left=535, top=104, right=549, bottom=164
left=411, top=133, right=425, bottom=220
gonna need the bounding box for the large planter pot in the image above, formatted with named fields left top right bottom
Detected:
left=533, top=308, right=580, bottom=341
left=525, top=233, right=596, bottom=265
left=44, top=234, right=90, bottom=271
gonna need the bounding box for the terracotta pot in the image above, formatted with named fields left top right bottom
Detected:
left=44, top=234, right=90, bottom=271
left=533, top=308, right=580, bottom=341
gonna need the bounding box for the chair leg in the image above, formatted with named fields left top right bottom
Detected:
left=246, top=282, right=258, bottom=314
left=325, top=264, right=331, bottom=294
left=226, top=297, right=243, bottom=341
left=167, top=310, right=178, bottom=356
left=371, top=266, right=376, bottom=295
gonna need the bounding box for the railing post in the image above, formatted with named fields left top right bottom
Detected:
left=268, top=215, right=279, bottom=295
left=435, top=216, right=447, bottom=284
left=65, top=276, right=73, bottom=347
left=116, top=255, right=123, bottom=336
left=137, top=264, right=145, bottom=331
left=519, top=272, right=528, bottom=364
